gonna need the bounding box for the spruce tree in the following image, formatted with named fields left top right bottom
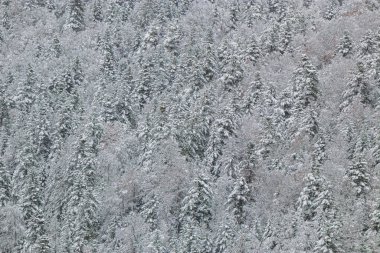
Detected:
left=66, top=0, right=85, bottom=32
left=226, top=177, right=250, bottom=225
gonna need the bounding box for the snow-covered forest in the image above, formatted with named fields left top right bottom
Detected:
left=0, top=0, right=380, bottom=252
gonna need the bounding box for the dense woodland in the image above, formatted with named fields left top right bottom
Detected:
left=0, top=0, right=380, bottom=252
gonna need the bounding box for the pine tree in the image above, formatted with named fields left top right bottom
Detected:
left=292, top=55, right=319, bottom=111
left=180, top=175, right=213, bottom=228
left=66, top=0, right=85, bottom=32
left=337, top=31, right=353, bottom=57
left=345, top=158, right=370, bottom=196
left=340, top=62, right=372, bottom=111
left=226, top=177, right=250, bottom=225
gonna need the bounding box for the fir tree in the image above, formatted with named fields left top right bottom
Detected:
left=205, top=106, right=238, bottom=177
left=226, top=177, right=250, bottom=225
left=313, top=219, right=341, bottom=253
left=101, top=31, right=116, bottom=79
left=245, top=36, right=261, bottom=65
left=180, top=175, right=213, bottom=228
left=135, top=61, right=153, bottom=110
left=370, top=199, right=380, bottom=232
left=340, top=62, right=372, bottom=111
left=359, top=30, right=376, bottom=57
left=297, top=172, right=332, bottom=221
left=0, top=159, right=10, bottom=206
left=220, top=54, right=243, bottom=92
left=292, top=55, right=319, bottom=111
left=214, top=224, right=234, bottom=253
left=51, top=35, right=62, bottom=58
left=93, top=0, right=103, bottom=22
left=15, top=65, right=37, bottom=113
left=345, top=158, right=370, bottom=196
left=337, top=31, right=353, bottom=57
left=142, top=194, right=159, bottom=232
left=66, top=0, right=85, bottom=32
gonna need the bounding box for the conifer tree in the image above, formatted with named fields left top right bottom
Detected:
left=292, top=55, right=319, bottom=111
left=180, top=175, right=213, bottom=228
left=21, top=171, right=50, bottom=253
left=142, top=194, right=159, bottom=232
left=15, top=65, right=37, bottom=113
left=0, top=159, right=10, bottom=206
left=64, top=117, right=102, bottom=252
left=66, top=0, right=85, bottom=32
left=279, top=20, right=292, bottom=54
left=313, top=219, right=341, bottom=253
left=135, top=61, right=153, bottom=110
left=51, top=35, right=62, bottom=58
left=226, top=177, right=250, bottom=225
left=214, top=224, right=234, bottom=253
left=220, top=54, right=243, bottom=92
left=245, top=36, right=261, bottom=65
left=340, top=62, right=372, bottom=111
left=345, top=158, right=370, bottom=196
left=370, top=200, right=380, bottom=232
left=337, top=31, right=353, bottom=57
left=101, top=31, right=116, bottom=79
left=93, top=0, right=103, bottom=22
left=297, top=173, right=332, bottom=221
left=243, top=73, right=264, bottom=114
left=359, top=30, right=376, bottom=57
left=205, top=106, right=238, bottom=176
